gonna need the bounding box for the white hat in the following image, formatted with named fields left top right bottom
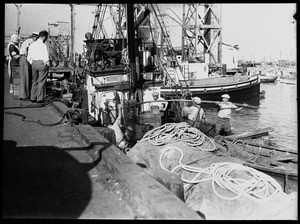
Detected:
left=152, top=91, right=159, bottom=96
left=31, top=32, right=39, bottom=37
left=192, top=97, right=201, bottom=104
left=221, top=94, right=230, bottom=99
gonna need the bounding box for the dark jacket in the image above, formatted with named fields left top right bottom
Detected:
left=9, top=44, right=20, bottom=66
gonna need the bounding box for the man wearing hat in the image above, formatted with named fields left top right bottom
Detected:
left=27, top=30, right=50, bottom=103
left=18, top=32, right=39, bottom=101
left=149, top=91, right=168, bottom=112
left=214, top=94, right=245, bottom=136
left=182, top=97, right=206, bottom=125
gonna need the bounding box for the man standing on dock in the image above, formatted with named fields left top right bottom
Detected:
left=19, top=32, right=39, bottom=101
left=27, top=30, right=50, bottom=103
left=214, top=94, right=246, bottom=136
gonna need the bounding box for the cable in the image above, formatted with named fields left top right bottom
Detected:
left=4, top=111, right=67, bottom=126
left=3, top=97, right=66, bottom=110
left=159, top=146, right=285, bottom=202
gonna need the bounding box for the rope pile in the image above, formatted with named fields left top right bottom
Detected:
left=159, top=146, right=285, bottom=202
left=138, top=122, right=216, bottom=151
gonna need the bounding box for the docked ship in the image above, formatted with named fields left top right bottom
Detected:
left=81, top=4, right=261, bottom=129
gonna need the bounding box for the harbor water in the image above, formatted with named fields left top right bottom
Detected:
left=204, top=82, right=297, bottom=152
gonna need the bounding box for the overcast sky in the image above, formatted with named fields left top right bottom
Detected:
left=4, top=3, right=296, bottom=61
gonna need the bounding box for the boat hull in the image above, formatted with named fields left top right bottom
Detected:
left=160, top=76, right=261, bottom=106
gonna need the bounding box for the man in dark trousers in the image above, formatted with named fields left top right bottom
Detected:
left=19, top=32, right=39, bottom=101
left=214, top=94, right=246, bottom=136
left=27, top=30, right=50, bottom=103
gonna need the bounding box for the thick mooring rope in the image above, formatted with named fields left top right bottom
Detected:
left=138, top=122, right=216, bottom=151
left=159, top=146, right=285, bottom=202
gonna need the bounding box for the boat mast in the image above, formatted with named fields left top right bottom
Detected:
left=181, top=4, right=185, bottom=62
left=126, top=4, right=137, bottom=93
left=179, top=4, right=222, bottom=64
left=70, top=4, right=74, bottom=63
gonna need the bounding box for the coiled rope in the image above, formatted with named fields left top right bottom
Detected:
left=159, top=146, right=285, bottom=202
left=138, top=122, right=216, bottom=151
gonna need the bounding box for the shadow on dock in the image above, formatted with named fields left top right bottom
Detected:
left=3, top=140, right=92, bottom=219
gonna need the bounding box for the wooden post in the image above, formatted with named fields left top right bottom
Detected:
left=70, top=4, right=75, bottom=63
left=145, top=168, right=185, bottom=201
left=126, top=4, right=137, bottom=92
left=284, top=172, right=288, bottom=193
left=218, top=5, right=222, bottom=64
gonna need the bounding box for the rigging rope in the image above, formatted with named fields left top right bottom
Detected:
left=159, top=146, right=285, bottom=202
left=148, top=8, right=183, bottom=99
left=150, top=4, right=190, bottom=90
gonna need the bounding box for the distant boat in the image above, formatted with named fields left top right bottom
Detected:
left=277, top=69, right=297, bottom=85
left=260, top=74, right=278, bottom=83
left=256, top=68, right=278, bottom=83
left=277, top=77, right=296, bottom=85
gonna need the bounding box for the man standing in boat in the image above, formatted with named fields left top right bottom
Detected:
left=214, top=94, right=246, bottom=136
left=182, top=97, right=205, bottom=125
left=149, top=91, right=168, bottom=112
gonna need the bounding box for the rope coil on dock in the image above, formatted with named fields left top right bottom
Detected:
left=159, top=146, right=285, bottom=202
left=138, top=122, right=216, bottom=151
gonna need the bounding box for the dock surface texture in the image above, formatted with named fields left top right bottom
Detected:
left=2, top=66, right=201, bottom=219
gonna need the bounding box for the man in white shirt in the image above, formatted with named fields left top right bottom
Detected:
left=27, top=30, right=50, bottom=103
left=149, top=91, right=168, bottom=112
left=214, top=94, right=245, bottom=136
left=19, top=32, right=39, bottom=101
left=182, top=97, right=205, bottom=125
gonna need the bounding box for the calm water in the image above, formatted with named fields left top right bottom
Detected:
left=204, top=82, right=298, bottom=152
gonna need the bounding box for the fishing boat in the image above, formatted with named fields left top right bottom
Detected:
left=77, top=4, right=264, bottom=145
left=159, top=64, right=260, bottom=105
left=80, top=4, right=261, bottom=130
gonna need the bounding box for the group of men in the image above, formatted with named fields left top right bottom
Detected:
left=7, top=30, right=50, bottom=103
left=149, top=91, right=246, bottom=136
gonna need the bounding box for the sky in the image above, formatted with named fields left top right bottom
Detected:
left=4, top=3, right=297, bottom=62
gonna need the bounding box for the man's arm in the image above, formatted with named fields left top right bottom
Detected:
left=162, top=100, right=168, bottom=111
left=235, top=107, right=243, bottom=112
left=9, top=45, right=19, bottom=59
left=233, top=103, right=247, bottom=112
